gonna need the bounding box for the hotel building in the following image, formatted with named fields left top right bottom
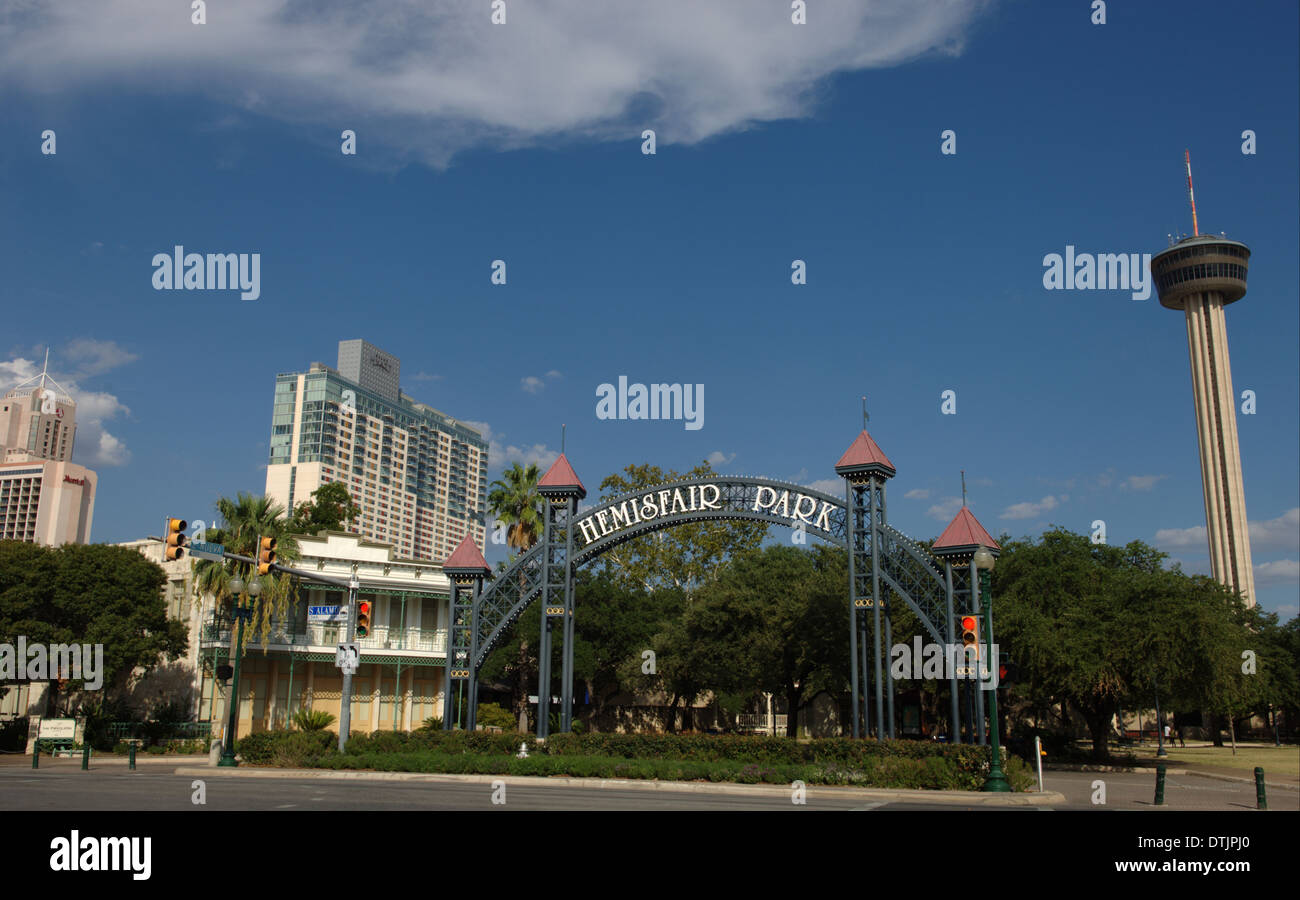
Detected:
left=264, top=340, right=489, bottom=562
left=0, top=358, right=97, bottom=546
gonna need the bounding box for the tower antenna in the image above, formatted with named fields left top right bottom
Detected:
left=1185, top=149, right=1200, bottom=237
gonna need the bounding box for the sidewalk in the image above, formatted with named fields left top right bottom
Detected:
left=171, top=765, right=1067, bottom=806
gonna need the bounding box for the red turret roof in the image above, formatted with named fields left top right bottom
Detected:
left=443, top=534, right=490, bottom=572
left=538, top=453, right=586, bottom=495
left=834, top=430, right=896, bottom=474
left=933, top=506, right=1000, bottom=552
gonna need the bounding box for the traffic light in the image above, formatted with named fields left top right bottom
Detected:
left=356, top=600, right=371, bottom=638
left=960, top=614, right=981, bottom=659
left=164, top=518, right=187, bottom=561
left=256, top=536, right=277, bottom=575
left=999, top=660, right=1017, bottom=687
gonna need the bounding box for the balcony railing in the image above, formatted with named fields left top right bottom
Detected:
left=201, top=618, right=446, bottom=655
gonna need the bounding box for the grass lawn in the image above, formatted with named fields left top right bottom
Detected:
left=1134, top=743, right=1299, bottom=779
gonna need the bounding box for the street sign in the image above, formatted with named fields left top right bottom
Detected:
left=189, top=540, right=225, bottom=562
left=335, top=643, right=359, bottom=674
left=309, top=605, right=348, bottom=624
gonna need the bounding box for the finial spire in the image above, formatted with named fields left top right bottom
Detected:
left=561, top=423, right=566, bottom=455
left=961, top=469, right=967, bottom=507
left=861, top=396, right=868, bottom=429
left=41, top=346, right=49, bottom=388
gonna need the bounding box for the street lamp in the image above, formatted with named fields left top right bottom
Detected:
left=974, top=545, right=1011, bottom=792
left=218, top=575, right=259, bottom=767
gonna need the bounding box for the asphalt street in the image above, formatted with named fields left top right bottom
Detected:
left=2, top=760, right=1291, bottom=811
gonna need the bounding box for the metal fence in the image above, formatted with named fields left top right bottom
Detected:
left=107, top=721, right=212, bottom=741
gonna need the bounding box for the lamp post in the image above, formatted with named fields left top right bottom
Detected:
left=974, top=546, right=1011, bottom=792
left=1154, top=676, right=1168, bottom=758
left=218, top=576, right=259, bottom=767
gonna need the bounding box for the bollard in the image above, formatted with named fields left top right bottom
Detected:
left=32, top=743, right=39, bottom=769
left=1154, top=764, right=1166, bottom=806
left=129, top=743, right=136, bottom=771
left=1254, top=767, right=1267, bottom=810
left=81, top=743, right=90, bottom=770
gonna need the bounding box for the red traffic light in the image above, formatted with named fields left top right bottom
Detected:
left=356, top=600, right=372, bottom=638
left=961, top=616, right=977, bottom=632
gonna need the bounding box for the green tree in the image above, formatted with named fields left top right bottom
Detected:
left=288, top=482, right=360, bottom=535
left=594, top=462, right=767, bottom=600
left=992, top=528, right=1261, bottom=759
left=191, top=493, right=300, bottom=650
left=669, top=544, right=847, bottom=736
left=0, top=541, right=188, bottom=707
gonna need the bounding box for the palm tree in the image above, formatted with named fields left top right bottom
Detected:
left=487, top=463, right=543, bottom=552
left=192, top=492, right=301, bottom=651
left=486, top=463, right=543, bottom=730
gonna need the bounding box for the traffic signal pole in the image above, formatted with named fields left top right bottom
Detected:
left=337, top=574, right=359, bottom=753
left=214, top=549, right=362, bottom=751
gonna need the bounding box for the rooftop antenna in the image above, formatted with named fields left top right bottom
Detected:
left=861, top=395, right=868, bottom=430
left=40, top=346, right=50, bottom=389
left=1185, top=149, right=1200, bottom=237
left=961, top=470, right=967, bottom=507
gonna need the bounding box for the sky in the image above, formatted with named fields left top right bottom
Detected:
left=1, top=0, right=1296, bottom=618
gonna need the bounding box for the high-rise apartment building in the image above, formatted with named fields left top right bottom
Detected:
left=265, top=341, right=488, bottom=561
left=0, top=354, right=97, bottom=545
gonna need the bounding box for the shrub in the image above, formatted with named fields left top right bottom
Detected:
left=293, top=709, right=337, bottom=732
left=475, top=704, right=517, bottom=731
left=237, top=729, right=336, bottom=765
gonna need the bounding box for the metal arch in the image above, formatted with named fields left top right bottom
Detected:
left=470, top=476, right=951, bottom=668
left=879, top=525, right=952, bottom=642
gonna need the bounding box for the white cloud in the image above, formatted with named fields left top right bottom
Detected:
left=1123, top=474, right=1166, bottom=492
left=1156, top=509, right=1300, bottom=556
left=904, top=488, right=931, bottom=500
left=804, top=478, right=842, bottom=497
left=1254, top=559, right=1300, bottom=588
left=520, top=376, right=546, bottom=394
left=1000, top=495, right=1066, bottom=520
left=0, top=348, right=134, bottom=467
left=927, top=497, right=963, bottom=521
left=545, top=370, right=563, bottom=380
left=1251, top=508, right=1300, bottom=553
left=1155, top=524, right=1207, bottom=550
left=61, top=338, right=138, bottom=378
left=0, top=1, right=990, bottom=168
left=462, top=420, right=559, bottom=472
left=706, top=451, right=735, bottom=467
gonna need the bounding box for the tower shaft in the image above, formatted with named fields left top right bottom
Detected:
left=1182, top=292, right=1255, bottom=605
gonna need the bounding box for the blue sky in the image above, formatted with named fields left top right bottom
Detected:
left=1, top=0, right=1296, bottom=617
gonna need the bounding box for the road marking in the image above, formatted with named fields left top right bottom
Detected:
left=275, top=804, right=297, bottom=809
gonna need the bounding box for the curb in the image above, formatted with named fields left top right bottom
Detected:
left=1045, top=764, right=1299, bottom=791
left=171, top=766, right=1066, bottom=806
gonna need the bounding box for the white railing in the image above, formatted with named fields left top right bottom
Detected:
left=203, top=619, right=446, bottom=655
left=736, top=713, right=788, bottom=733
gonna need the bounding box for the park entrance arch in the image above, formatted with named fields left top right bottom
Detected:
left=441, top=431, right=1001, bottom=743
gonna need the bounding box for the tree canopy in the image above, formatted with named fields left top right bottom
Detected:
left=0, top=541, right=188, bottom=701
